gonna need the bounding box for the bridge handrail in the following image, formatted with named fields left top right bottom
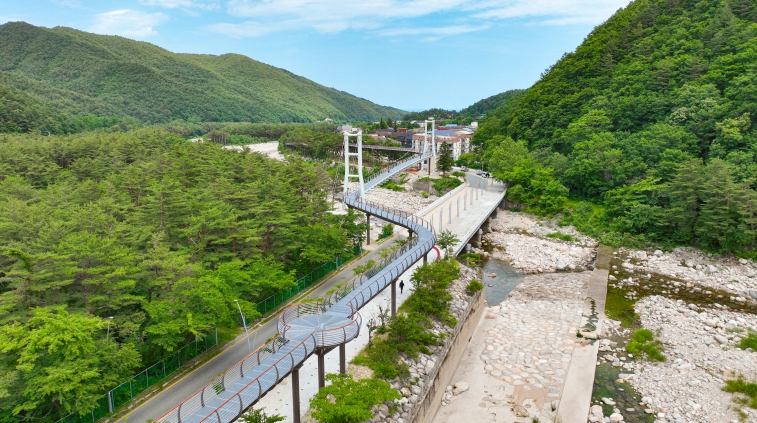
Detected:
left=154, top=147, right=436, bottom=423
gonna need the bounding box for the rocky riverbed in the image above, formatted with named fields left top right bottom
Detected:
left=478, top=210, right=597, bottom=274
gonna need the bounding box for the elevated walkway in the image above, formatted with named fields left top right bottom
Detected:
left=155, top=151, right=436, bottom=423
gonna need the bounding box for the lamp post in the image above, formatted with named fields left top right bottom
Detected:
left=106, top=316, right=114, bottom=341
left=234, top=300, right=252, bottom=353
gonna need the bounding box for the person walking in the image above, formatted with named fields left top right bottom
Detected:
left=399, top=280, right=405, bottom=294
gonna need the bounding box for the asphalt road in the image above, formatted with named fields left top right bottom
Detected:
left=120, top=242, right=391, bottom=423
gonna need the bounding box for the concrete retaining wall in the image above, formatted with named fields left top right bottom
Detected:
left=407, top=289, right=485, bottom=423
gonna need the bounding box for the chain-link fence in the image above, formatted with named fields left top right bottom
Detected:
left=55, top=243, right=362, bottom=423
left=55, top=329, right=217, bottom=423
left=254, top=243, right=362, bottom=316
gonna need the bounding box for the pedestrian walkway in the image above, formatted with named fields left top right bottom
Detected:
left=251, top=179, right=506, bottom=423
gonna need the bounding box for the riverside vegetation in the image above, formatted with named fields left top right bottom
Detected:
left=475, top=0, right=757, bottom=255
left=0, top=128, right=367, bottom=422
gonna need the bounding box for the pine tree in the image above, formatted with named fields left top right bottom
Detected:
left=436, top=142, right=454, bottom=175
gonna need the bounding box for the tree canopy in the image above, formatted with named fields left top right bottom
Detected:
left=0, top=128, right=365, bottom=421
left=476, top=0, right=757, bottom=253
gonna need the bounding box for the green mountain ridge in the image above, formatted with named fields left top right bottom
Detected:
left=0, top=21, right=404, bottom=133
left=476, top=0, right=757, bottom=253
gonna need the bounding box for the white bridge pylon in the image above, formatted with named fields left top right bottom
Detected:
left=343, top=129, right=365, bottom=203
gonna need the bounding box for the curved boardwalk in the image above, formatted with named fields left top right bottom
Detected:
left=155, top=151, right=436, bottom=423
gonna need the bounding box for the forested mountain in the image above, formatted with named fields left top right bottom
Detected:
left=0, top=129, right=365, bottom=421
left=0, top=22, right=404, bottom=133
left=477, top=0, right=757, bottom=253
left=457, top=89, right=524, bottom=120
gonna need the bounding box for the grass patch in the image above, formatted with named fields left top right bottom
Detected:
left=546, top=232, right=574, bottom=242
left=738, top=331, right=757, bottom=350
left=380, top=180, right=406, bottom=192
left=604, top=285, right=640, bottom=328
left=626, top=329, right=666, bottom=361
left=458, top=253, right=482, bottom=266
left=723, top=377, right=757, bottom=409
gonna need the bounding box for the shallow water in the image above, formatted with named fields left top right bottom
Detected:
left=480, top=256, right=525, bottom=306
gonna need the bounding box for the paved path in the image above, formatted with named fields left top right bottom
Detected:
left=122, top=174, right=503, bottom=423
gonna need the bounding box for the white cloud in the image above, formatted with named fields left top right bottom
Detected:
left=207, top=0, right=631, bottom=38
left=378, top=25, right=490, bottom=42
left=140, top=0, right=219, bottom=10
left=91, top=9, right=168, bottom=38
left=471, top=0, right=630, bottom=24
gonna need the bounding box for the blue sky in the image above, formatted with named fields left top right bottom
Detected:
left=1, top=0, right=631, bottom=111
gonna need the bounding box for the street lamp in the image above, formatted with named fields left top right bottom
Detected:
left=234, top=300, right=252, bottom=353
left=106, top=316, right=114, bottom=341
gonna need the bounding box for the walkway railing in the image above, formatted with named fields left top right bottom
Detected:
left=154, top=148, right=436, bottom=423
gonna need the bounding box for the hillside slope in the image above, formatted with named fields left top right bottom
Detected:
left=0, top=22, right=403, bottom=132
left=476, top=0, right=757, bottom=252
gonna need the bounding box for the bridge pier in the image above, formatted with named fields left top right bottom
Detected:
left=292, top=364, right=303, bottom=423
left=366, top=213, right=371, bottom=245
left=317, top=350, right=326, bottom=388
left=391, top=279, right=397, bottom=317
left=482, top=217, right=491, bottom=233
left=472, top=229, right=483, bottom=247
left=340, top=344, right=346, bottom=374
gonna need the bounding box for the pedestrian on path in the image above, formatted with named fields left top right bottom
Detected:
left=399, top=280, right=405, bottom=294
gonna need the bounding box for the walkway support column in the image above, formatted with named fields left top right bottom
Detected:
left=391, top=279, right=397, bottom=317
left=318, top=351, right=326, bottom=388
left=339, top=344, right=346, bottom=374
left=292, top=365, right=302, bottom=423
left=366, top=213, right=371, bottom=245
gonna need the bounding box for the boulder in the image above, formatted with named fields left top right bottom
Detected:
left=590, top=404, right=604, bottom=417
left=556, top=261, right=567, bottom=271
left=654, top=250, right=663, bottom=256
left=714, top=335, right=728, bottom=344
left=454, top=381, right=469, bottom=393
left=610, top=413, right=624, bottom=422
left=749, top=290, right=757, bottom=299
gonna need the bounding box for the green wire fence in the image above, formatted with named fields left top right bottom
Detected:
left=253, top=243, right=363, bottom=316
left=55, top=243, right=362, bottom=423
left=55, top=329, right=218, bottom=423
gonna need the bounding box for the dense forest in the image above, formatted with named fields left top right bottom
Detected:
left=0, top=22, right=404, bottom=134
left=476, top=0, right=757, bottom=254
left=0, top=129, right=365, bottom=421
left=400, top=90, right=523, bottom=126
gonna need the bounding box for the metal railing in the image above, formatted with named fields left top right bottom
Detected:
left=154, top=148, right=437, bottom=423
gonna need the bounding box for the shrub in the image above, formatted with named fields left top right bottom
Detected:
left=626, top=329, right=665, bottom=361
left=310, top=374, right=400, bottom=423
left=432, top=177, right=463, bottom=195
left=465, top=279, right=483, bottom=293
left=546, top=232, right=574, bottom=242
left=380, top=224, right=394, bottom=239
left=239, top=409, right=285, bottom=423
left=420, top=191, right=429, bottom=198
left=451, top=171, right=466, bottom=178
